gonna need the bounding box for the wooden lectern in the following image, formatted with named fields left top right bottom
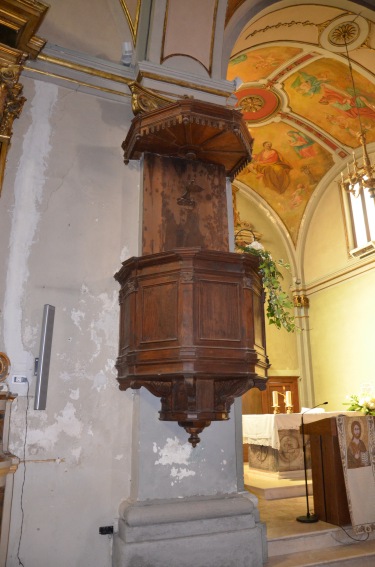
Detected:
left=304, top=417, right=350, bottom=526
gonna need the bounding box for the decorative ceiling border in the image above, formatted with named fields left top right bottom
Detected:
left=243, top=9, right=374, bottom=44
left=119, top=0, right=142, bottom=45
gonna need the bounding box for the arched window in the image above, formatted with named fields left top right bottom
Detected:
left=343, top=185, right=375, bottom=258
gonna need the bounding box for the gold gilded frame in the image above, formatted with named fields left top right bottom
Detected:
left=0, top=50, right=26, bottom=197
left=0, top=0, right=48, bottom=197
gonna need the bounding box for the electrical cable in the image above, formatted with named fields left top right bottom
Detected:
left=16, top=379, right=29, bottom=567
left=337, top=524, right=370, bottom=543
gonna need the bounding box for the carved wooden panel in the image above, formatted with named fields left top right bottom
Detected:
left=198, top=281, right=241, bottom=341
left=141, top=281, right=178, bottom=343
left=142, top=153, right=229, bottom=254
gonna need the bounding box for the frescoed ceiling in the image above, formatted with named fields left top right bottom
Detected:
left=227, top=5, right=375, bottom=245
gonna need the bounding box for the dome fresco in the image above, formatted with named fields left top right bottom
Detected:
left=228, top=6, right=375, bottom=245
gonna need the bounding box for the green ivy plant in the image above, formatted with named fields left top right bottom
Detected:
left=238, top=244, right=296, bottom=333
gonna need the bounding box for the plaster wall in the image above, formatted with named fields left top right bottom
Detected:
left=0, top=78, right=138, bottom=567
left=38, top=0, right=133, bottom=63
left=308, top=270, right=375, bottom=411
left=304, top=180, right=375, bottom=411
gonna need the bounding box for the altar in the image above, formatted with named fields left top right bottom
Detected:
left=242, top=411, right=358, bottom=477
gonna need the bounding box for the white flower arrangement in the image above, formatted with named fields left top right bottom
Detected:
left=344, top=393, right=375, bottom=416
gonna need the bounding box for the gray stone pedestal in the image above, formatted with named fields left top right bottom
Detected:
left=113, top=492, right=267, bottom=567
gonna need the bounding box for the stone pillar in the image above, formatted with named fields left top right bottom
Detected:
left=112, top=390, right=266, bottom=567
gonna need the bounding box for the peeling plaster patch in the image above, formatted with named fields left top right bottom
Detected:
left=24, top=402, right=83, bottom=454
left=115, top=454, right=123, bottom=460
left=71, top=308, right=85, bottom=331
left=93, top=371, right=107, bottom=391
left=3, top=82, right=58, bottom=373
left=89, top=291, right=118, bottom=361
left=69, top=388, right=79, bottom=400
left=170, top=467, right=195, bottom=481
left=75, top=285, right=119, bottom=362
left=222, top=460, right=227, bottom=465
left=155, top=437, right=192, bottom=466
left=152, top=442, right=158, bottom=454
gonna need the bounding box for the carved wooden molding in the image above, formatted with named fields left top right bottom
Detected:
left=122, top=98, right=254, bottom=179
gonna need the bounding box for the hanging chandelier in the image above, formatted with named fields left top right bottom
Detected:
left=338, top=25, right=375, bottom=199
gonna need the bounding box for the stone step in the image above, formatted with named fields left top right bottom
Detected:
left=266, top=537, right=375, bottom=567
left=267, top=525, right=343, bottom=557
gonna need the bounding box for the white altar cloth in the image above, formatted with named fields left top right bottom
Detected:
left=242, top=412, right=361, bottom=450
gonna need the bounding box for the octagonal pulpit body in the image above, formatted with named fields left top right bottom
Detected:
left=115, top=248, right=268, bottom=446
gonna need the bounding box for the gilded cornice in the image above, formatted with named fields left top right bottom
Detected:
left=136, top=69, right=235, bottom=99
left=37, top=52, right=134, bottom=87
left=25, top=66, right=132, bottom=100
left=24, top=45, right=236, bottom=105
left=23, top=46, right=135, bottom=102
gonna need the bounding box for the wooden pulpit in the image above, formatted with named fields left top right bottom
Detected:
left=116, top=98, right=269, bottom=446
left=304, top=417, right=350, bottom=526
